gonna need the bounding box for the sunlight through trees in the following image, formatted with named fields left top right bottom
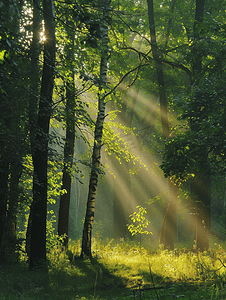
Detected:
left=1, top=1, right=226, bottom=293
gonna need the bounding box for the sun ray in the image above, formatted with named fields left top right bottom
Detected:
left=102, top=85, right=210, bottom=249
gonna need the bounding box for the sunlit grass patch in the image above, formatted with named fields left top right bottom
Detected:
left=2, top=240, right=226, bottom=299
left=93, top=239, right=226, bottom=285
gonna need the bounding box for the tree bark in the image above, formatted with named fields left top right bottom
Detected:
left=29, top=0, right=55, bottom=269
left=190, top=0, right=210, bottom=252
left=7, top=162, right=22, bottom=241
left=0, top=159, right=9, bottom=263
left=190, top=171, right=211, bottom=251
left=192, top=0, right=205, bottom=76
left=26, top=0, right=41, bottom=258
left=147, top=0, right=176, bottom=250
left=29, top=0, right=40, bottom=154
left=57, top=24, right=75, bottom=247
left=0, top=0, right=24, bottom=262
left=80, top=0, right=110, bottom=258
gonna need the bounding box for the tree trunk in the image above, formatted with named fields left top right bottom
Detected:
left=190, top=0, right=210, bottom=251
left=0, top=0, right=23, bottom=262
left=29, top=0, right=40, bottom=153
left=0, top=159, right=9, bottom=263
left=147, top=0, right=176, bottom=250
left=29, top=0, right=55, bottom=269
left=3, top=161, right=22, bottom=262
left=80, top=0, right=110, bottom=258
left=26, top=0, right=41, bottom=258
left=190, top=172, right=211, bottom=251
left=192, top=0, right=205, bottom=77
left=57, top=25, right=75, bottom=247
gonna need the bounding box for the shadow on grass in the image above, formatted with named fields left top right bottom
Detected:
left=0, top=256, right=130, bottom=300
left=0, top=254, right=224, bottom=300
left=49, top=254, right=131, bottom=299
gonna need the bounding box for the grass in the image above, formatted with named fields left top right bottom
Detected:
left=1, top=239, right=226, bottom=299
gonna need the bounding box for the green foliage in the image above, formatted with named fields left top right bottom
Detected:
left=159, top=2, right=226, bottom=181
left=127, top=206, right=152, bottom=236
left=2, top=0, right=226, bottom=285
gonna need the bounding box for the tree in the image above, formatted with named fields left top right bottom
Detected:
left=57, top=22, right=76, bottom=247
left=29, top=0, right=41, bottom=154
left=29, top=0, right=56, bottom=269
left=147, top=0, right=176, bottom=250
left=0, top=0, right=26, bottom=262
left=81, top=0, right=110, bottom=258
left=160, top=0, right=226, bottom=251
left=189, top=0, right=210, bottom=252
left=26, top=0, right=41, bottom=259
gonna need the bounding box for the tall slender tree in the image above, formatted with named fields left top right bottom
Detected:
left=58, top=23, right=75, bottom=247
left=147, top=0, right=176, bottom=250
left=189, top=0, right=211, bottom=251
left=29, top=0, right=41, bottom=153
left=81, top=0, right=110, bottom=258
left=29, top=0, right=56, bottom=268
left=26, top=0, right=41, bottom=258
left=0, top=0, right=25, bottom=262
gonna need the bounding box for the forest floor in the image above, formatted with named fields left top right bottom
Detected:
left=1, top=239, right=226, bottom=300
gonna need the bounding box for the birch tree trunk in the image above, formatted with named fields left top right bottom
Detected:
left=29, top=0, right=55, bottom=269
left=80, top=0, right=110, bottom=258
left=147, top=0, right=176, bottom=250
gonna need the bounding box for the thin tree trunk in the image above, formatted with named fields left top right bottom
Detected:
left=147, top=0, right=170, bottom=139
left=190, top=171, right=211, bottom=251
left=29, top=0, right=55, bottom=269
left=29, top=0, right=40, bottom=153
left=80, top=0, right=110, bottom=258
left=164, top=0, right=176, bottom=48
left=190, top=0, right=210, bottom=251
left=0, top=0, right=23, bottom=262
left=3, top=161, right=22, bottom=262
left=26, top=0, right=41, bottom=259
left=147, top=0, right=176, bottom=250
left=58, top=25, right=75, bottom=247
left=0, top=159, right=9, bottom=263
left=192, top=0, right=205, bottom=77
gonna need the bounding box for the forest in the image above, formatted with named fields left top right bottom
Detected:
left=1, top=0, right=226, bottom=299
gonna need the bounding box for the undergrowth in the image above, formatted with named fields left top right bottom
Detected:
left=1, top=239, right=226, bottom=299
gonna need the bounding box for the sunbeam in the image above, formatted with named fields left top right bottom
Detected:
left=103, top=84, right=210, bottom=250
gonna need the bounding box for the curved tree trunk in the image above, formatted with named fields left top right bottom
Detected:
left=29, top=0, right=55, bottom=269
left=80, top=0, right=110, bottom=259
